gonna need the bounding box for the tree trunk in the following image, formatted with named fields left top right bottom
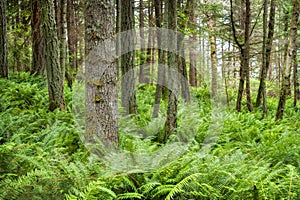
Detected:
left=177, top=1, right=190, bottom=102
left=256, top=0, right=275, bottom=118
left=230, top=0, right=253, bottom=112
left=144, top=0, right=153, bottom=84
left=0, top=0, right=8, bottom=78
left=262, top=0, right=275, bottom=117
left=188, top=0, right=197, bottom=87
left=164, top=0, right=178, bottom=142
left=31, top=0, right=45, bottom=76
left=244, top=0, right=253, bottom=112
left=41, top=0, right=66, bottom=111
left=294, top=40, right=300, bottom=107
left=116, top=0, right=121, bottom=78
left=66, top=0, right=77, bottom=88
left=255, top=0, right=269, bottom=108
left=121, top=0, right=137, bottom=114
left=59, top=0, right=66, bottom=88
left=138, top=0, right=146, bottom=83
left=204, top=0, right=218, bottom=98
left=153, top=0, right=164, bottom=118
left=178, top=40, right=190, bottom=102
left=85, top=0, right=118, bottom=147
left=221, top=39, right=229, bottom=106
left=276, top=0, right=299, bottom=120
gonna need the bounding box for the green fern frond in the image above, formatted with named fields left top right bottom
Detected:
left=139, top=181, right=161, bottom=195
left=117, top=192, right=143, bottom=199
left=122, top=176, right=138, bottom=191
left=152, top=184, right=174, bottom=198
left=165, top=172, right=203, bottom=200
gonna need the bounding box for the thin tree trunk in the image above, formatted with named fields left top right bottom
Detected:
left=276, top=0, right=299, bottom=120
left=153, top=0, right=164, bottom=118
left=262, top=0, right=275, bottom=117
left=31, top=0, right=45, bottom=75
left=164, top=0, right=178, bottom=142
left=145, top=0, right=153, bottom=84
left=177, top=1, right=190, bottom=102
left=59, top=0, right=66, bottom=88
left=139, top=0, right=146, bottom=83
left=230, top=0, right=253, bottom=112
left=116, top=0, right=121, bottom=78
left=294, top=41, right=300, bottom=107
left=121, top=0, right=137, bottom=114
left=204, top=0, right=218, bottom=98
left=0, top=0, right=8, bottom=78
left=244, top=0, right=253, bottom=112
left=178, top=41, right=190, bottom=102
left=66, top=0, right=77, bottom=88
left=188, top=0, right=197, bottom=87
left=222, top=39, right=229, bottom=106
left=256, top=0, right=269, bottom=108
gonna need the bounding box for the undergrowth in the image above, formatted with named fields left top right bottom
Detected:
left=0, top=72, right=299, bottom=199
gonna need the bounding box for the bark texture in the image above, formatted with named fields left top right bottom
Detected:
left=164, top=0, right=178, bottom=142
left=230, top=0, right=253, bottom=112
left=138, top=0, right=146, bottom=83
left=188, top=0, right=197, bottom=87
left=256, top=0, right=275, bottom=118
left=178, top=1, right=190, bottom=102
left=276, top=0, right=299, bottom=120
left=120, top=0, right=137, bottom=114
left=153, top=0, right=165, bottom=118
left=204, top=0, right=218, bottom=98
left=0, top=0, right=8, bottom=78
left=41, top=0, right=66, bottom=111
left=85, top=0, right=118, bottom=147
left=66, top=0, right=77, bottom=88
left=31, top=0, right=45, bottom=75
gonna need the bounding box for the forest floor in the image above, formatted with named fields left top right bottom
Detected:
left=0, top=73, right=299, bottom=199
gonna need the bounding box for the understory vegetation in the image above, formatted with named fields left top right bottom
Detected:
left=0, top=73, right=299, bottom=200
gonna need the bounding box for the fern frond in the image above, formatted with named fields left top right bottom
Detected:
left=117, top=192, right=143, bottom=199
left=165, top=172, right=203, bottom=200
left=139, top=181, right=161, bottom=195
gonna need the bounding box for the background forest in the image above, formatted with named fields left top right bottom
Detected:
left=0, top=0, right=299, bottom=199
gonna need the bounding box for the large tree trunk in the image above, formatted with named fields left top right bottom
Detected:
left=85, top=0, right=118, bottom=147
left=164, top=0, right=178, bottom=142
left=276, top=0, right=299, bottom=120
left=0, top=0, right=8, bottom=78
left=120, top=0, right=137, bottom=114
left=31, top=0, right=45, bottom=76
left=41, top=0, right=66, bottom=111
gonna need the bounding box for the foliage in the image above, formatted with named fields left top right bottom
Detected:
left=0, top=73, right=299, bottom=199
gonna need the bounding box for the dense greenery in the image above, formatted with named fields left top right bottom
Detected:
left=0, top=73, right=299, bottom=199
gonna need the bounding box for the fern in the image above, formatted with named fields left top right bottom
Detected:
left=117, top=192, right=143, bottom=199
